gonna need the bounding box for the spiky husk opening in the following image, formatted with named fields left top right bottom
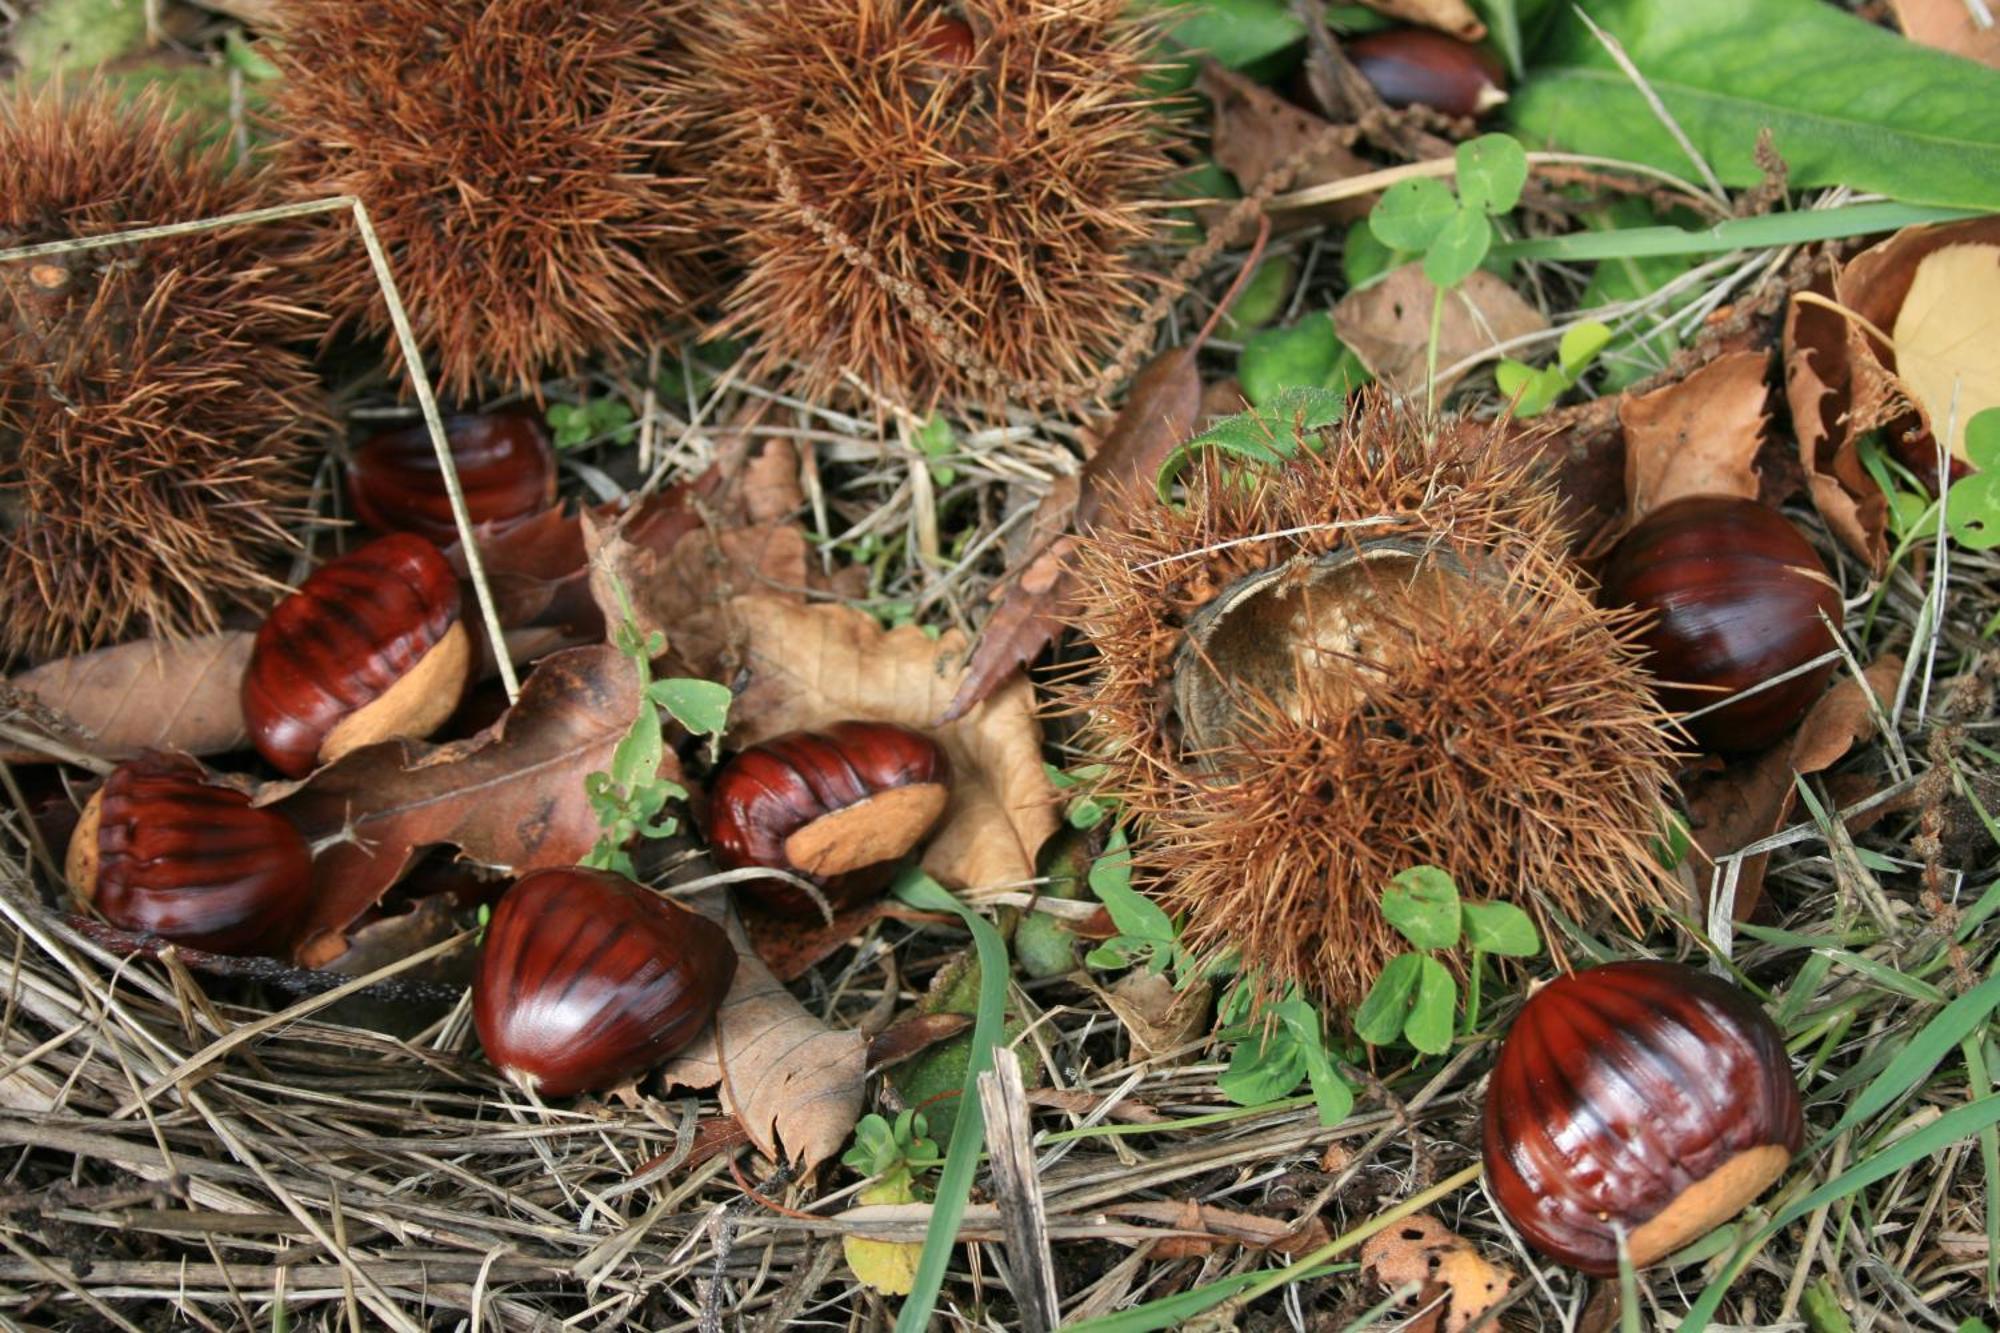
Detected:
left=690, top=0, right=1174, bottom=410
left=1061, top=398, right=1682, bottom=1005
left=270, top=0, right=709, bottom=400
left=0, top=86, right=325, bottom=663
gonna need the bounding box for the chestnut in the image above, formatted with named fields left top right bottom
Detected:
left=915, top=13, right=976, bottom=66
left=1483, top=960, right=1802, bottom=1275
left=1346, top=28, right=1508, bottom=118
left=706, top=721, right=951, bottom=916
left=473, top=867, right=735, bottom=1096
left=348, top=408, right=557, bottom=545
left=242, top=532, right=472, bottom=777
left=65, top=752, right=310, bottom=956
left=1600, top=496, right=1843, bottom=753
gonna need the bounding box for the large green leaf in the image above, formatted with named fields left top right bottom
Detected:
left=1510, top=0, right=2000, bottom=210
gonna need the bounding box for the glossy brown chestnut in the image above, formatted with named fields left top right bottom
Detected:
left=473, top=868, right=736, bottom=1096
left=915, top=13, right=976, bottom=66
left=65, top=752, right=311, bottom=956
left=242, top=532, right=472, bottom=777
left=1483, top=960, right=1802, bottom=1275
left=347, top=408, right=557, bottom=545
left=707, top=721, right=951, bottom=916
left=1346, top=28, right=1508, bottom=118
left=1600, top=496, right=1843, bottom=753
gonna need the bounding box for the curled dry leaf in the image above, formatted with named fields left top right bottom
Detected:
left=1100, top=970, right=1212, bottom=1059
left=1784, top=216, right=2000, bottom=570
left=742, top=895, right=896, bottom=982
left=271, top=645, right=647, bottom=967
left=1686, top=656, right=1902, bottom=921
left=1355, top=0, right=1486, bottom=40
left=2, top=632, right=251, bottom=763
left=1198, top=64, right=1374, bottom=226
left=661, top=902, right=865, bottom=1170
left=1891, top=0, right=2000, bottom=69
left=729, top=595, right=1060, bottom=892
left=1621, top=348, right=1772, bottom=520
left=1334, top=264, right=1549, bottom=398
left=1359, top=1213, right=1514, bottom=1333
left=945, top=346, right=1201, bottom=723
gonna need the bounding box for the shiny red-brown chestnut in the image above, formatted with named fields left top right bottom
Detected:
left=473, top=868, right=735, bottom=1097
left=1483, top=960, right=1803, bottom=1275
left=915, top=12, right=976, bottom=66
left=347, top=408, right=558, bottom=545
left=706, top=721, right=951, bottom=916
left=1346, top=28, right=1508, bottom=118
left=1600, top=496, right=1843, bottom=753
left=65, top=752, right=310, bottom=956
left=242, top=532, right=472, bottom=777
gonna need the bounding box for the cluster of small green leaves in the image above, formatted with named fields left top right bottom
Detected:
left=1859, top=409, right=2000, bottom=559
left=1354, top=867, right=1541, bottom=1054
left=842, top=1109, right=941, bottom=1195
left=581, top=617, right=733, bottom=878
left=1370, top=135, right=1528, bottom=290
left=1043, top=761, right=1111, bottom=830
left=1495, top=320, right=1613, bottom=417
left=547, top=395, right=637, bottom=451
left=1215, top=980, right=1354, bottom=1126
left=912, top=415, right=958, bottom=487
left=1081, top=827, right=1201, bottom=976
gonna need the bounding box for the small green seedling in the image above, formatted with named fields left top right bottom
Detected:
left=580, top=600, right=731, bottom=878
left=1352, top=866, right=1541, bottom=1055
left=1495, top=320, right=1613, bottom=417
left=912, top=414, right=958, bottom=487
left=1367, top=133, right=1528, bottom=411
left=1215, top=980, right=1355, bottom=1127
left=1082, top=827, right=1198, bottom=976
left=1043, top=761, right=1112, bottom=830
left=843, top=1109, right=942, bottom=1196
left=547, top=395, right=637, bottom=450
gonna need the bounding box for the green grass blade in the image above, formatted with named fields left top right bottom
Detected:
left=890, top=873, right=1012, bottom=1333
left=1817, top=964, right=2000, bottom=1147
left=1489, top=202, right=1982, bottom=265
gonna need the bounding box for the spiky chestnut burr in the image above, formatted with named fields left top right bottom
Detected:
left=0, top=85, right=325, bottom=663
left=688, top=0, right=1174, bottom=410
left=66, top=752, right=311, bottom=957
left=1058, top=396, right=1681, bottom=1005
left=269, top=0, right=711, bottom=401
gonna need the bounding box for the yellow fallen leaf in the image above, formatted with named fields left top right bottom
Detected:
left=1891, top=242, right=2000, bottom=461
left=842, top=1179, right=923, bottom=1296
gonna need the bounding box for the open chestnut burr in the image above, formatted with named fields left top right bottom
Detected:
left=242, top=532, right=472, bottom=778
left=473, top=868, right=736, bottom=1097
left=65, top=752, right=311, bottom=956
left=705, top=721, right=951, bottom=916
left=1600, top=495, right=1844, bottom=753
left=1483, top=960, right=1803, bottom=1275
left=347, top=408, right=558, bottom=545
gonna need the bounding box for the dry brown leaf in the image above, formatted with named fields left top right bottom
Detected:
left=1356, top=0, right=1485, bottom=39
left=1686, top=656, right=1902, bottom=921
left=1334, top=264, right=1549, bottom=398
left=730, top=595, right=1059, bottom=891
left=1622, top=349, right=1772, bottom=519
left=1359, top=1212, right=1514, bottom=1333
left=1783, top=215, right=2000, bottom=570
left=272, top=645, right=646, bottom=966
left=944, top=346, right=1201, bottom=722
left=1891, top=243, right=2000, bottom=459
left=1198, top=64, right=1374, bottom=225
left=662, top=905, right=865, bottom=1170
left=866, top=1011, right=973, bottom=1074
left=1100, top=971, right=1212, bottom=1058
left=1892, top=0, right=2000, bottom=67
left=3, top=632, right=251, bottom=762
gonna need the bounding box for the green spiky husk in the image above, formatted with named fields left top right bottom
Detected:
left=1059, top=398, right=1683, bottom=1005
left=0, top=84, right=325, bottom=663
left=689, top=0, right=1175, bottom=411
